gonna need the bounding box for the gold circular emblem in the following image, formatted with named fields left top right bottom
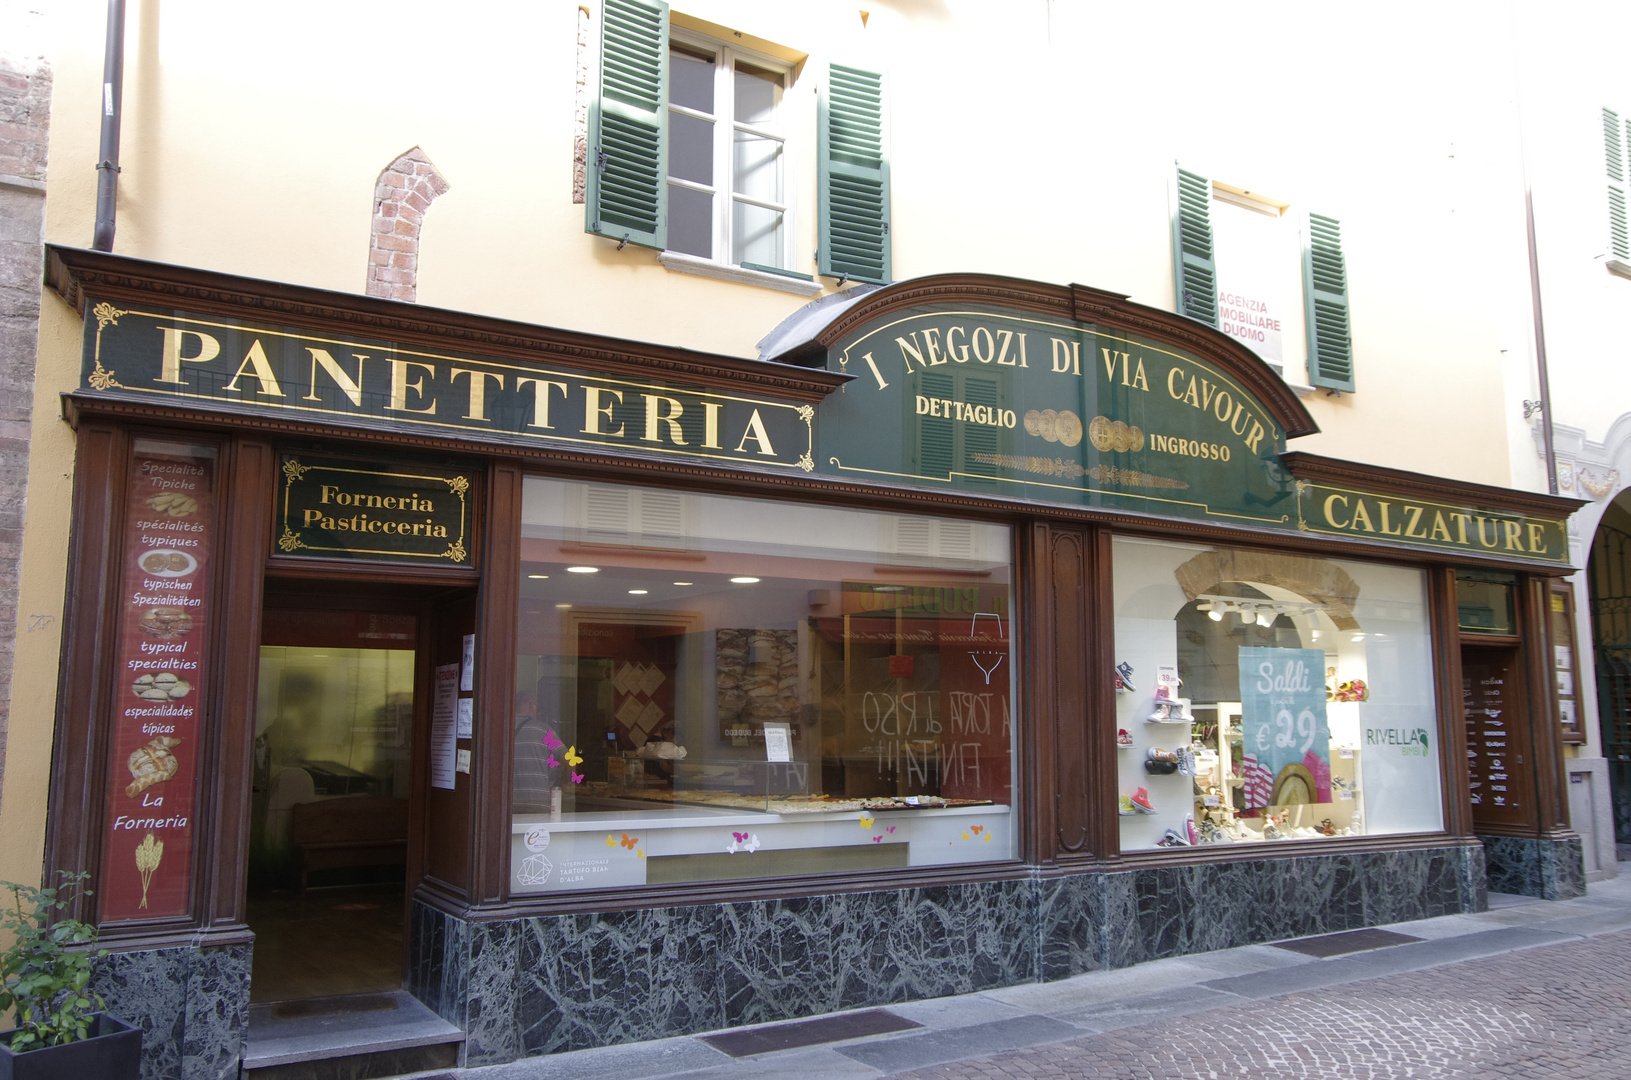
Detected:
left=1037, top=409, right=1059, bottom=442
left=1088, top=415, right=1114, bottom=452
left=1057, top=411, right=1083, bottom=448
left=1128, top=425, right=1145, bottom=452
left=1109, top=420, right=1131, bottom=452
left=1023, top=410, right=1042, bottom=436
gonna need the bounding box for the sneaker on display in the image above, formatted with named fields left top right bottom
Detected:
left=1115, top=661, right=1136, bottom=693
left=1186, top=815, right=1198, bottom=845
left=1117, top=728, right=1134, bottom=747
left=1118, top=795, right=1138, bottom=816
left=1130, top=787, right=1156, bottom=813
left=1156, top=828, right=1189, bottom=847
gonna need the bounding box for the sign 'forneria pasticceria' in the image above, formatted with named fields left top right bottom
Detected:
left=815, top=305, right=1569, bottom=563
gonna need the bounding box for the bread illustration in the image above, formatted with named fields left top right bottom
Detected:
left=126, top=736, right=182, bottom=797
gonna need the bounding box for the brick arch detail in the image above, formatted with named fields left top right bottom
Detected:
left=367, top=147, right=451, bottom=302
left=1174, top=548, right=1363, bottom=632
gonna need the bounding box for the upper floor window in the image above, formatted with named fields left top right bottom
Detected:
left=1172, top=166, right=1354, bottom=395
left=586, top=0, right=892, bottom=288
left=667, top=35, right=791, bottom=271
left=1605, top=106, right=1631, bottom=278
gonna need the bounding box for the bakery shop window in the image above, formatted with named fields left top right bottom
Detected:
left=1112, top=537, right=1443, bottom=850
left=511, top=477, right=1015, bottom=893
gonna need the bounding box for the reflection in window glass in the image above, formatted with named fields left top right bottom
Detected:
left=512, top=478, right=1015, bottom=893
left=1113, top=538, right=1442, bottom=850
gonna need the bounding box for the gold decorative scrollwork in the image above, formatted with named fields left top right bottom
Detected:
left=443, top=540, right=467, bottom=562
left=797, top=454, right=815, bottom=472
left=796, top=405, right=814, bottom=423
left=276, top=527, right=307, bottom=553
left=87, top=303, right=129, bottom=389
left=282, top=459, right=309, bottom=483
left=93, top=302, right=128, bottom=331
left=87, top=361, right=123, bottom=390
left=446, top=475, right=470, bottom=495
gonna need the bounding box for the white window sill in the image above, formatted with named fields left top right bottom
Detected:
left=657, top=251, right=823, bottom=296
left=1608, top=257, right=1631, bottom=280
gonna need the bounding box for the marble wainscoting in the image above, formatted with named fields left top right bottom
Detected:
left=1038, top=842, right=1486, bottom=979
left=90, top=941, right=252, bottom=1080
left=409, top=879, right=1038, bottom=1066
left=406, top=843, right=1488, bottom=1067
left=1479, top=834, right=1586, bottom=900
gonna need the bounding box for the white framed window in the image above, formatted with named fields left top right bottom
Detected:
left=666, top=31, right=795, bottom=273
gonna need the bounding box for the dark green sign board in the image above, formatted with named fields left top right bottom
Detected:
left=277, top=455, right=472, bottom=564
left=81, top=301, right=815, bottom=474
left=817, top=306, right=1294, bottom=526
left=816, top=305, right=1569, bottom=564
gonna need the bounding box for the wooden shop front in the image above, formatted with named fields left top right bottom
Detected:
left=40, top=247, right=1584, bottom=1074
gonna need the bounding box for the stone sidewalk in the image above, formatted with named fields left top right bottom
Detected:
left=462, top=867, right=1631, bottom=1080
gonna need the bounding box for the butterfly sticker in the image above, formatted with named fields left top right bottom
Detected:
left=886, top=826, right=897, bottom=834
left=543, top=730, right=564, bottom=751
left=605, top=834, right=617, bottom=849
left=563, top=746, right=584, bottom=768
left=620, top=833, right=639, bottom=850
left=872, top=836, right=883, bottom=843
left=726, top=832, right=761, bottom=854
left=732, top=831, right=751, bottom=843
left=570, top=771, right=584, bottom=785
left=547, top=754, right=560, bottom=770
left=637, top=849, right=646, bottom=859
left=961, top=830, right=971, bottom=841
left=859, top=814, right=875, bottom=830
left=984, top=834, right=992, bottom=842
left=970, top=825, right=984, bottom=835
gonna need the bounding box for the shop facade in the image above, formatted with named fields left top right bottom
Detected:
left=43, top=247, right=1583, bottom=1074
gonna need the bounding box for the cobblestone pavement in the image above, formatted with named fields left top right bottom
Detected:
left=891, top=928, right=1631, bottom=1080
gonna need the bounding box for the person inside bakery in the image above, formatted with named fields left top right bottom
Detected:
left=512, top=689, right=555, bottom=813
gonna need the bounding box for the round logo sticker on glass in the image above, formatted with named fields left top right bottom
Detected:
left=524, top=825, right=551, bottom=852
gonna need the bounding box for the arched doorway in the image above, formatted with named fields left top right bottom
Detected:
left=1587, top=493, right=1631, bottom=844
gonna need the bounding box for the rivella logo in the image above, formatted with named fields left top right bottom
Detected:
left=1368, top=727, right=1431, bottom=757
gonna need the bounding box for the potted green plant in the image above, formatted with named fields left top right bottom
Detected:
left=0, top=873, right=140, bottom=1080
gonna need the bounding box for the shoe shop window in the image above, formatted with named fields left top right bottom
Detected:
left=1112, top=537, right=1444, bottom=851
left=510, top=477, right=1015, bottom=894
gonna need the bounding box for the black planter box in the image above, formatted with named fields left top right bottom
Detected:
left=0, top=1014, right=142, bottom=1080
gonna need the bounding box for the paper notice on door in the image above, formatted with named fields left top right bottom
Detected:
left=431, top=663, right=459, bottom=790
left=460, top=634, right=476, bottom=692
left=456, top=697, right=474, bottom=739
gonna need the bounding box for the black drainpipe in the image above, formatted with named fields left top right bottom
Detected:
left=92, top=0, right=126, bottom=252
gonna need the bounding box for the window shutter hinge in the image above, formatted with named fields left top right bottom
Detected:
left=596, top=148, right=608, bottom=170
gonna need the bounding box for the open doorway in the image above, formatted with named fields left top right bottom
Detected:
left=246, top=598, right=420, bottom=1004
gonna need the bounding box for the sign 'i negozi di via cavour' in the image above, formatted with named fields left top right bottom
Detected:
left=815, top=306, right=1570, bottom=563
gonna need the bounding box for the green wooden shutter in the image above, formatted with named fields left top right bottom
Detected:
left=1171, top=167, right=1218, bottom=326
left=819, top=64, right=890, bottom=284
left=1303, top=212, right=1355, bottom=393
left=1606, top=107, right=1629, bottom=262
left=586, top=0, right=667, bottom=249
left=916, top=371, right=954, bottom=479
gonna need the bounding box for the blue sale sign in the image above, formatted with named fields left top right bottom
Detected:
left=1237, top=647, right=1331, bottom=809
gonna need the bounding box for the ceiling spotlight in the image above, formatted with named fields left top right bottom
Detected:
left=1208, top=609, right=1223, bottom=622
left=1257, top=612, right=1273, bottom=628
left=672, top=581, right=693, bottom=586
left=566, top=566, right=599, bottom=574
left=1351, top=632, right=1365, bottom=642
left=628, top=589, right=648, bottom=595
left=555, top=603, right=573, bottom=609
left=527, top=574, right=550, bottom=579
left=730, top=576, right=761, bottom=584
